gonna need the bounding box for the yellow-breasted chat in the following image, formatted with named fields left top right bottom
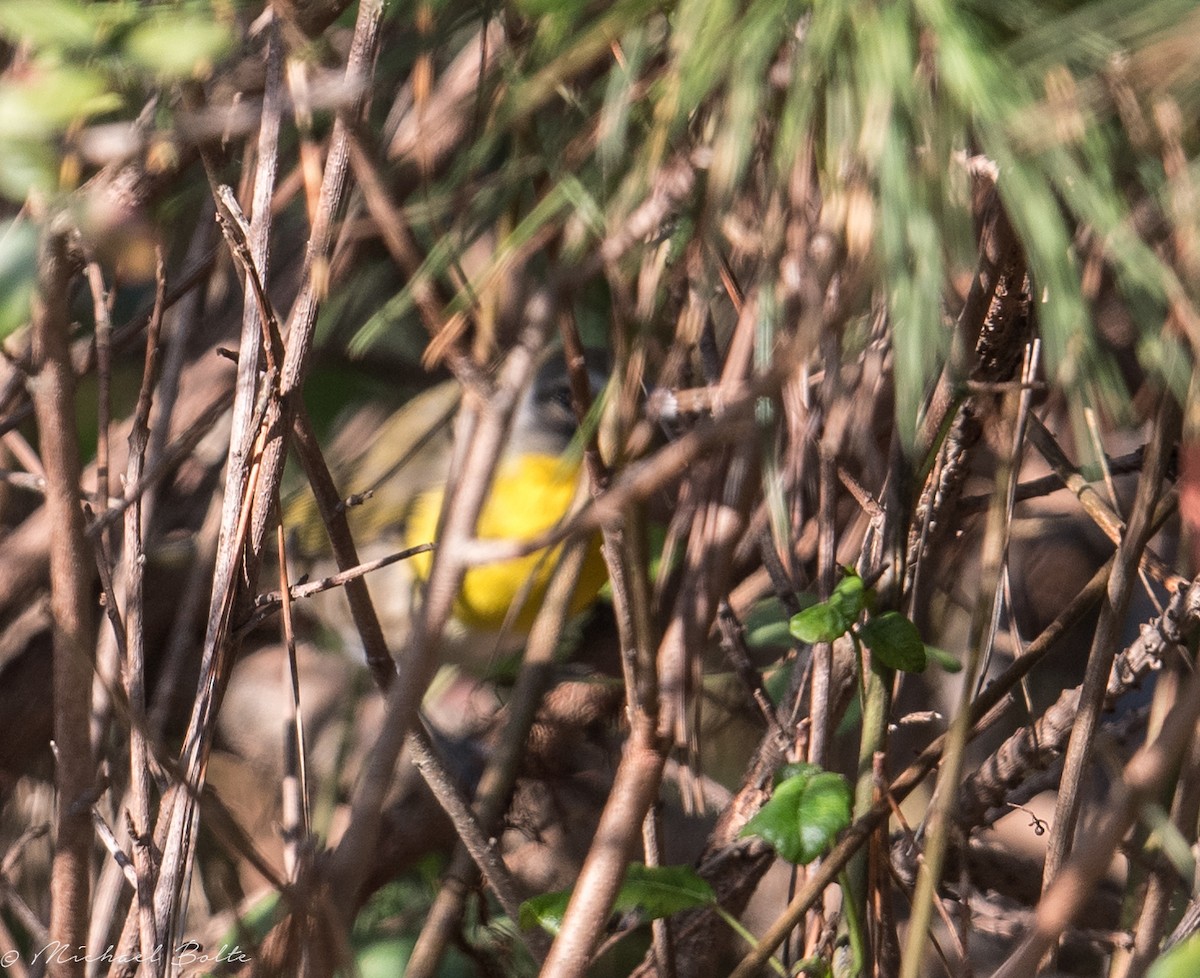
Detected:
left=289, top=351, right=609, bottom=671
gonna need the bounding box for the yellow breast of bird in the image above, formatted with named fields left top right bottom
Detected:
left=404, top=453, right=606, bottom=632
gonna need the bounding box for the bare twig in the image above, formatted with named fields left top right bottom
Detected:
left=121, top=248, right=168, bottom=967
left=990, top=592, right=1200, bottom=978
left=405, top=728, right=535, bottom=948
left=1027, top=413, right=1182, bottom=590
left=288, top=406, right=396, bottom=691
left=1040, top=395, right=1178, bottom=910
left=31, top=220, right=97, bottom=978
left=153, top=20, right=287, bottom=958
left=276, top=517, right=310, bottom=883
left=403, top=537, right=592, bottom=977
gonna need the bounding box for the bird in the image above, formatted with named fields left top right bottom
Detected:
left=289, top=349, right=610, bottom=673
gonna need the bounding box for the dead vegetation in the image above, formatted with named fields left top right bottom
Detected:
left=2, top=2, right=1200, bottom=978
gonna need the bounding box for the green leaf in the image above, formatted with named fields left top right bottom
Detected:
left=124, top=14, right=233, bottom=80
left=1149, top=935, right=1200, bottom=978
left=0, top=0, right=122, bottom=51
left=0, top=64, right=121, bottom=139
left=741, top=764, right=852, bottom=865
left=0, top=220, right=38, bottom=338
left=743, top=597, right=796, bottom=651
left=858, top=611, right=927, bottom=673
left=613, top=864, right=715, bottom=917
left=830, top=569, right=869, bottom=619
left=519, top=863, right=714, bottom=935
left=789, top=602, right=849, bottom=644
left=923, top=644, right=961, bottom=673
left=520, top=891, right=570, bottom=935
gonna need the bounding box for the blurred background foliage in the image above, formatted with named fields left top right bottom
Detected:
left=1, top=0, right=1196, bottom=430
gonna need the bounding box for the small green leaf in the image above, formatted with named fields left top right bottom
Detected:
left=741, top=764, right=852, bottom=865
left=830, top=570, right=869, bottom=619
left=520, top=891, right=570, bottom=935
left=613, top=864, right=715, bottom=917
left=0, top=0, right=118, bottom=51
left=0, top=64, right=120, bottom=139
left=745, top=595, right=812, bottom=651
left=124, top=14, right=233, bottom=80
left=519, top=864, right=714, bottom=935
left=789, top=602, right=849, bottom=643
left=923, top=644, right=961, bottom=673
left=1149, top=935, right=1200, bottom=978
left=0, top=220, right=38, bottom=338
left=858, top=611, right=927, bottom=673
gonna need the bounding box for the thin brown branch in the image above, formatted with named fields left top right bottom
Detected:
left=325, top=307, right=555, bottom=920
left=152, top=20, right=287, bottom=957
left=275, top=517, right=310, bottom=883
left=288, top=406, right=395, bottom=691
left=241, top=542, right=433, bottom=634
left=989, top=595, right=1200, bottom=978
left=404, top=538, right=591, bottom=978
left=88, top=324, right=167, bottom=967
left=405, top=728, right=534, bottom=949
left=957, top=445, right=1149, bottom=515
left=30, top=221, right=96, bottom=978
left=1027, top=413, right=1183, bottom=589
left=1040, top=394, right=1179, bottom=911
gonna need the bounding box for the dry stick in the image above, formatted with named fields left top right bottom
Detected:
left=403, top=542, right=591, bottom=978
left=540, top=441, right=754, bottom=978
left=91, top=809, right=139, bottom=889
left=1027, top=413, right=1182, bottom=589
left=31, top=222, right=97, bottom=978
left=898, top=373, right=1028, bottom=978
left=561, top=303, right=657, bottom=729
left=141, top=201, right=217, bottom=518
left=957, top=446, right=1148, bottom=515
left=122, top=251, right=168, bottom=969
left=809, top=440, right=838, bottom=769
left=240, top=543, right=433, bottom=635
left=405, top=728, right=532, bottom=928
left=644, top=798, right=676, bottom=978
left=86, top=260, right=125, bottom=764
left=1039, top=395, right=1180, bottom=926
left=325, top=317, right=554, bottom=918
left=290, top=407, right=395, bottom=690
left=728, top=554, right=1115, bottom=978
left=152, top=21, right=286, bottom=959
left=1116, top=682, right=1200, bottom=978
left=990, top=597, right=1200, bottom=978
left=276, top=517, right=310, bottom=885
left=242, top=0, right=386, bottom=562
left=87, top=260, right=115, bottom=547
